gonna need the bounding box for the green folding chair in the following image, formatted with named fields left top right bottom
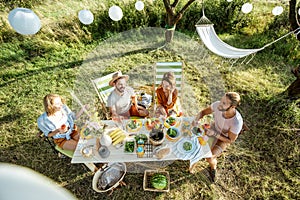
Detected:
left=154, top=62, right=183, bottom=115
left=36, top=130, right=97, bottom=172
left=155, top=62, right=183, bottom=97
left=91, top=72, right=115, bottom=119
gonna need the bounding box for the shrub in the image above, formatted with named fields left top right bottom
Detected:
left=0, top=0, right=44, bottom=10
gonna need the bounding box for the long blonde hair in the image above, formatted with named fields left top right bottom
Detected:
left=43, top=94, right=65, bottom=116
left=161, top=71, right=176, bottom=87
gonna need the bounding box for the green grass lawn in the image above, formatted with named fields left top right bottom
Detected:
left=0, top=0, right=299, bottom=199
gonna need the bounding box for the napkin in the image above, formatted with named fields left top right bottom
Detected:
left=172, top=136, right=203, bottom=168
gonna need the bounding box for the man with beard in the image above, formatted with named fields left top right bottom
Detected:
left=107, top=71, right=148, bottom=120
left=190, top=92, right=243, bottom=182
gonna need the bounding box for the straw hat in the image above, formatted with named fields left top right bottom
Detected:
left=109, top=71, right=129, bottom=86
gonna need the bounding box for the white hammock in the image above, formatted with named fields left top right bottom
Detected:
left=196, top=16, right=299, bottom=59
left=196, top=24, right=263, bottom=59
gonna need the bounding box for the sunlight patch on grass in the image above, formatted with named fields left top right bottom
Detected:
left=228, top=68, right=285, bottom=96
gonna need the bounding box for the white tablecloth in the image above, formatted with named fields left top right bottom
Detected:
left=71, top=117, right=212, bottom=167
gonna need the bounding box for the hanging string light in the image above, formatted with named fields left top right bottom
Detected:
left=135, top=1, right=145, bottom=11
left=241, top=3, right=253, bottom=14
left=272, top=6, right=283, bottom=16
left=8, top=8, right=41, bottom=35
left=78, top=10, right=94, bottom=25
left=109, top=5, right=123, bottom=21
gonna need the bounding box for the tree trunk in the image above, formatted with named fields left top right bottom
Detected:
left=162, top=0, right=196, bottom=43
left=165, top=26, right=176, bottom=43
left=287, top=66, right=300, bottom=99
left=286, top=1, right=300, bottom=99
left=289, top=0, right=300, bottom=40
left=287, top=78, right=300, bottom=99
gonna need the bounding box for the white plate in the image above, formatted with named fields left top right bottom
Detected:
left=177, top=138, right=196, bottom=154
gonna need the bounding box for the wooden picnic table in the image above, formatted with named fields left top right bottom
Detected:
left=71, top=117, right=212, bottom=167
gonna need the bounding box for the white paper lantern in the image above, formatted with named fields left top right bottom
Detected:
left=272, top=6, right=283, bottom=16
left=109, top=5, right=123, bottom=21
left=135, top=1, right=144, bottom=11
left=0, top=164, right=76, bottom=200
left=241, top=3, right=253, bottom=14
left=78, top=10, right=94, bottom=25
left=8, top=7, right=41, bottom=35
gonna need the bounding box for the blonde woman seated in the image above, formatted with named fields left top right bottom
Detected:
left=155, top=72, right=178, bottom=118
left=37, top=94, right=84, bottom=151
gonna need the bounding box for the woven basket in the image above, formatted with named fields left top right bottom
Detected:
left=143, top=170, right=170, bottom=192
left=92, top=162, right=127, bottom=193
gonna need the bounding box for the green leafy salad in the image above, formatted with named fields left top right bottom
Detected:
left=128, top=119, right=140, bottom=129
left=167, top=128, right=177, bottom=138
left=124, top=141, right=135, bottom=153
left=183, top=141, right=192, bottom=151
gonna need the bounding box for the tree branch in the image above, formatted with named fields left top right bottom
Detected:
left=163, top=0, right=175, bottom=16
left=178, top=0, right=196, bottom=15
left=289, top=0, right=300, bottom=40
left=171, top=0, right=180, bottom=8
left=174, top=0, right=196, bottom=24
left=289, top=0, right=299, bottom=30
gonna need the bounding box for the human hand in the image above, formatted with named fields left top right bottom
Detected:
left=112, top=115, right=123, bottom=123
left=205, top=129, right=214, bottom=136
left=59, top=124, right=68, bottom=133
left=192, top=119, right=199, bottom=127
left=168, top=87, right=175, bottom=96
left=131, top=95, right=137, bottom=105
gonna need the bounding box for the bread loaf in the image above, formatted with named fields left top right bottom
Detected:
left=155, top=148, right=170, bottom=159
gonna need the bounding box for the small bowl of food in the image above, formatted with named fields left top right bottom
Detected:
left=80, top=145, right=94, bottom=158
left=165, top=127, right=181, bottom=142
left=149, top=128, right=164, bottom=146
left=164, top=116, right=180, bottom=128
left=191, top=126, right=205, bottom=136
left=126, top=119, right=143, bottom=132
left=124, top=138, right=135, bottom=153
left=145, top=118, right=162, bottom=131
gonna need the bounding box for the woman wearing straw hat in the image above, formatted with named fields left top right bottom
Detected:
left=107, top=71, right=149, bottom=120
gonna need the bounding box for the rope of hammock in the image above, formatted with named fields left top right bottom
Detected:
left=262, top=28, right=300, bottom=49
left=196, top=0, right=300, bottom=59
